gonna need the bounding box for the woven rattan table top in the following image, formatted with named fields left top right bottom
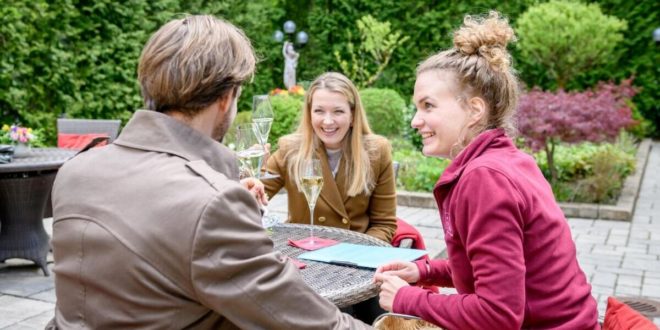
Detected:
left=0, top=148, right=75, bottom=173
left=271, top=223, right=389, bottom=308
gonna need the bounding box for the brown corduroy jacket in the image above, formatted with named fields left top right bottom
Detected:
left=49, top=110, right=371, bottom=330
left=264, top=134, right=397, bottom=243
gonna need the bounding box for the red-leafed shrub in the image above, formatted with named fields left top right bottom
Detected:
left=517, top=79, right=637, bottom=182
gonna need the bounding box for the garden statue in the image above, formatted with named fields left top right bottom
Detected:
left=283, top=41, right=299, bottom=90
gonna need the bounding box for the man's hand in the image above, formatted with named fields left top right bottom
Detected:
left=240, top=178, right=268, bottom=206
left=374, top=260, right=420, bottom=284
left=373, top=273, right=410, bottom=312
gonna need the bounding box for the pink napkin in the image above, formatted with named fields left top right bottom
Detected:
left=287, top=237, right=338, bottom=251
left=284, top=256, right=307, bottom=269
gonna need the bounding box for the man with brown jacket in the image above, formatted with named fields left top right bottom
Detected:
left=48, top=15, right=371, bottom=329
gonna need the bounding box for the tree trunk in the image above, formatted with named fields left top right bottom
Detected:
left=545, top=139, right=558, bottom=184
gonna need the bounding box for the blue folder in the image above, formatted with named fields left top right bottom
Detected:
left=297, top=243, right=428, bottom=269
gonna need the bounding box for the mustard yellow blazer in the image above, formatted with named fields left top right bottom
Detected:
left=264, top=134, right=397, bottom=243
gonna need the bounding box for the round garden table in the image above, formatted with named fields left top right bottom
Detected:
left=0, top=148, right=76, bottom=276
left=270, top=223, right=389, bottom=308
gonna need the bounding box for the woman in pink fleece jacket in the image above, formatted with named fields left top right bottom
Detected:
left=373, top=11, right=599, bottom=329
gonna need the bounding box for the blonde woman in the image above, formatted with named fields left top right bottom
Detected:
left=374, top=12, right=599, bottom=329
left=264, top=72, right=397, bottom=243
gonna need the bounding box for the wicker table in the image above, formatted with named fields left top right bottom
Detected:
left=0, top=148, right=75, bottom=276
left=270, top=223, right=389, bottom=308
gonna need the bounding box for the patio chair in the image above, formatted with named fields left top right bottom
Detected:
left=612, top=296, right=660, bottom=320
left=602, top=296, right=659, bottom=329
left=373, top=313, right=440, bottom=329
left=56, top=118, right=121, bottom=149
left=391, top=161, right=421, bottom=249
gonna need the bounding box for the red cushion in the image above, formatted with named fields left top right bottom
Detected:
left=603, top=297, right=657, bottom=330
left=57, top=133, right=109, bottom=150
left=392, top=218, right=427, bottom=250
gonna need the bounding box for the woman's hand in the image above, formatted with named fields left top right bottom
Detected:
left=374, top=261, right=420, bottom=284
left=240, top=178, right=269, bottom=206
left=259, top=143, right=271, bottom=173
left=373, top=273, right=410, bottom=312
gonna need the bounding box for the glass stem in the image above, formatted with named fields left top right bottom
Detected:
left=309, top=204, right=315, bottom=240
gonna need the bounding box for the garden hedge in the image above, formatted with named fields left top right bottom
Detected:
left=1, top=0, right=657, bottom=144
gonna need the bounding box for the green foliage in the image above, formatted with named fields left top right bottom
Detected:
left=1, top=0, right=657, bottom=146
left=395, top=133, right=635, bottom=203
left=516, top=0, right=627, bottom=89
left=586, top=0, right=660, bottom=137
left=0, top=1, right=178, bottom=145
left=360, top=88, right=406, bottom=137
left=392, top=138, right=449, bottom=192
left=334, top=15, right=409, bottom=88
left=531, top=134, right=636, bottom=203
left=305, top=0, right=537, bottom=100
left=0, top=0, right=283, bottom=145
left=574, top=145, right=632, bottom=203
left=533, top=139, right=635, bottom=182
left=269, top=94, right=303, bottom=147
left=402, top=103, right=422, bottom=150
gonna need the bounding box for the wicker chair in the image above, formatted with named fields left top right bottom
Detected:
left=57, top=118, right=122, bottom=142
left=373, top=313, right=440, bottom=329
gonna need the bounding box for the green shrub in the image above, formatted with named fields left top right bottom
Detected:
left=394, top=134, right=636, bottom=204
left=533, top=138, right=635, bottom=183
left=578, top=0, right=660, bottom=137
left=392, top=138, right=449, bottom=192
left=573, top=144, right=635, bottom=203
left=402, top=103, right=422, bottom=150
left=531, top=135, right=636, bottom=203
left=334, top=15, right=409, bottom=88
left=360, top=88, right=406, bottom=137
left=516, top=0, right=627, bottom=89
left=269, top=94, right=303, bottom=147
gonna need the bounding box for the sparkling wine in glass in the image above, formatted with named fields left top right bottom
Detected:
left=300, top=159, right=324, bottom=243
left=252, top=95, right=274, bottom=146
left=235, top=123, right=265, bottom=179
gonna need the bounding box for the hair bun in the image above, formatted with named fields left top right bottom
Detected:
left=453, top=11, right=515, bottom=71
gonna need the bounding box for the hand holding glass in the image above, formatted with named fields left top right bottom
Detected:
left=300, top=159, right=324, bottom=244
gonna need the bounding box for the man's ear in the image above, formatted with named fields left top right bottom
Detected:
left=466, top=97, right=487, bottom=127
left=216, top=86, right=240, bottom=115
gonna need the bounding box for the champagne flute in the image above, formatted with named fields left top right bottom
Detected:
left=252, top=95, right=276, bottom=179
left=252, top=95, right=274, bottom=146
left=300, top=159, right=324, bottom=244
left=235, top=123, right=264, bottom=179
left=235, top=123, right=273, bottom=227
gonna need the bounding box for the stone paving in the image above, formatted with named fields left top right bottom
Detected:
left=1, top=141, right=659, bottom=328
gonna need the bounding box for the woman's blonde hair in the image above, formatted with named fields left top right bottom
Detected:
left=418, top=11, right=520, bottom=156
left=283, top=72, right=375, bottom=196
left=138, top=15, right=256, bottom=117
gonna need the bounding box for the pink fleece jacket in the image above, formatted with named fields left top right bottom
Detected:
left=394, top=129, right=599, bottom=329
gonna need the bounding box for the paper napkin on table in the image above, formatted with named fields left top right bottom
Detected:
left=282, top=256, right=307, bottom=269
left=287, top=237, right=338, bottom=251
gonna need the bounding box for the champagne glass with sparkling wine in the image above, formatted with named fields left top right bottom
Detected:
left=235, top=123, right=265, bottom=179
left=300, top=159, right=324, bottom=244
left=252, top=95, right=275, bottom=179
